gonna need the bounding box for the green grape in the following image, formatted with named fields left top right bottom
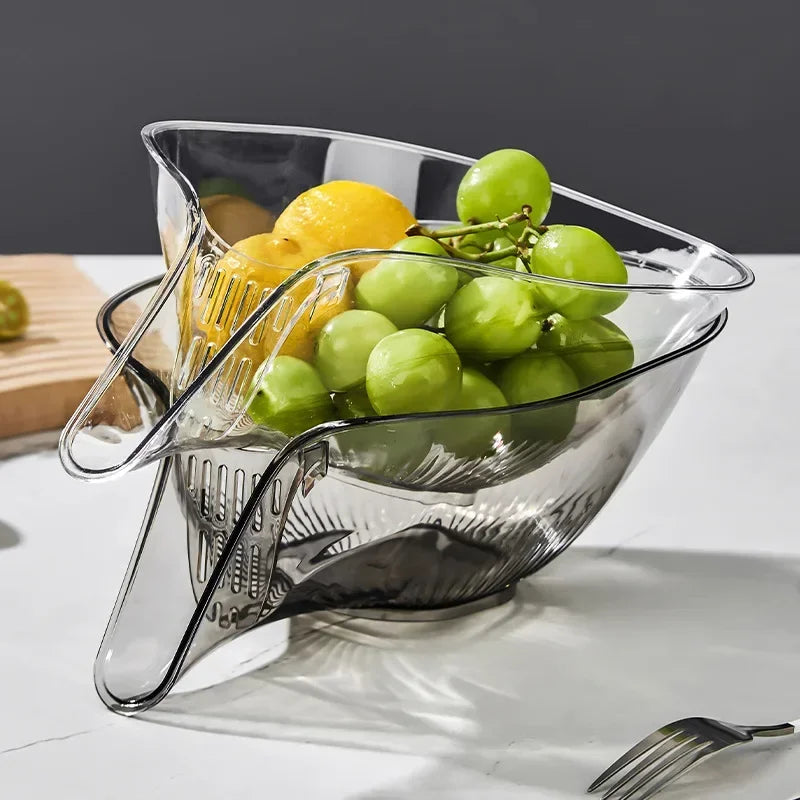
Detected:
left=444, top=276, right=545, bottom=361
left=538, top=315, right=634, bottom=388
left=528, top=276, right=556, bottom=312
left=452, top=367, right=507, bottom=413
left=355, top=236, right=458, bottom=328
left=366, top=329, right=462, bottom=415
left=530, top=225, right=628, bottom=319
left=315, top=309, right=397, bottom=392
left=498, top=351, right=580, bottom=444
left=249, top=356, right=334, bottom=436
left=462, top=359, right=499, bottom=380
left=333, top=387, right=376, bottom=419
left=393, top=236, right=446, bottom=256
left=457, top=149, right=552, bottom=226
left=433, top=367, right=511, bottom=458
left=498, top=351, right=579, bottom=405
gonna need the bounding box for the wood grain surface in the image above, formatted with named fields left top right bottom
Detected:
left=0, top=254, right=134, bottom=442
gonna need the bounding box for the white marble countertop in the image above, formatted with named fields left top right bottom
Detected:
left=1, top=254, right=798, bottom=799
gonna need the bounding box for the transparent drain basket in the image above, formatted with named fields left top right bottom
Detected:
left=59, top=123, right=753, bottom=713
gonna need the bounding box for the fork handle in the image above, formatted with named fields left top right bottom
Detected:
left=749, top=722, right=797, bottom=737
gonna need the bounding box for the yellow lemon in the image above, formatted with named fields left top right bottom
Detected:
left=187, top=232, right=353, bottom=369
left=219, top=233, right=353, bottom=361
left=179, top=181, right=415, bottom=394
left=273, top=180, right=416, bottom=278
left=223, top=231, right=316, bottom=277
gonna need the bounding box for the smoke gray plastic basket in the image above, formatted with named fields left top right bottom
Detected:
left=59, top=122, right=753, bottom=714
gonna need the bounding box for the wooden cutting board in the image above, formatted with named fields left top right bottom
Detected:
left=0, top=254, right=139, bottom=454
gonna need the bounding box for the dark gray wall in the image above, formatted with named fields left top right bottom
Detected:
left=1, top=1, right=797, bottom=254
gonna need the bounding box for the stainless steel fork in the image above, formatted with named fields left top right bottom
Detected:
left=588, top=716, right=797, bottom=799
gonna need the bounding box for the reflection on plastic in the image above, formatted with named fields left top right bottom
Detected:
left=144, top=549, right=800, bottom=799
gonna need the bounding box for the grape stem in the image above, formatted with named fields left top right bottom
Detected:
left=407, top=207, right=548, bottom=273
left=434, top=237, right=473, bottom=260
left=476, top=245, right=519, bottom=263
left=433, top=238, right=518, bottom=264
left=518, top=225, right=541, bottom=245
left=406, top=210, right=530, bottom=240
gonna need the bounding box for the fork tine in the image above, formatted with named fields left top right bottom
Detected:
left=587, top=730, right=680, bottom=792
left=601, top=736, right=695, bottom=800
left=634, top=744, right=717, bottom=800
left=618, top=740, right=712, bottom=800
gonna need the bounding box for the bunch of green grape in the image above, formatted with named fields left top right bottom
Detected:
left=248, top=148, right=634, bottom=459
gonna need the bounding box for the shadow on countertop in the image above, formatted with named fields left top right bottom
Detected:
left=0, top=519, right=22, bottom=550
left=140, top=547, right=800, bottom=798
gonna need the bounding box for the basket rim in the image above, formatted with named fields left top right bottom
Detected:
left=141, top=120, right=754, bottom=294
left=98, top=274, right=728, bottom=439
